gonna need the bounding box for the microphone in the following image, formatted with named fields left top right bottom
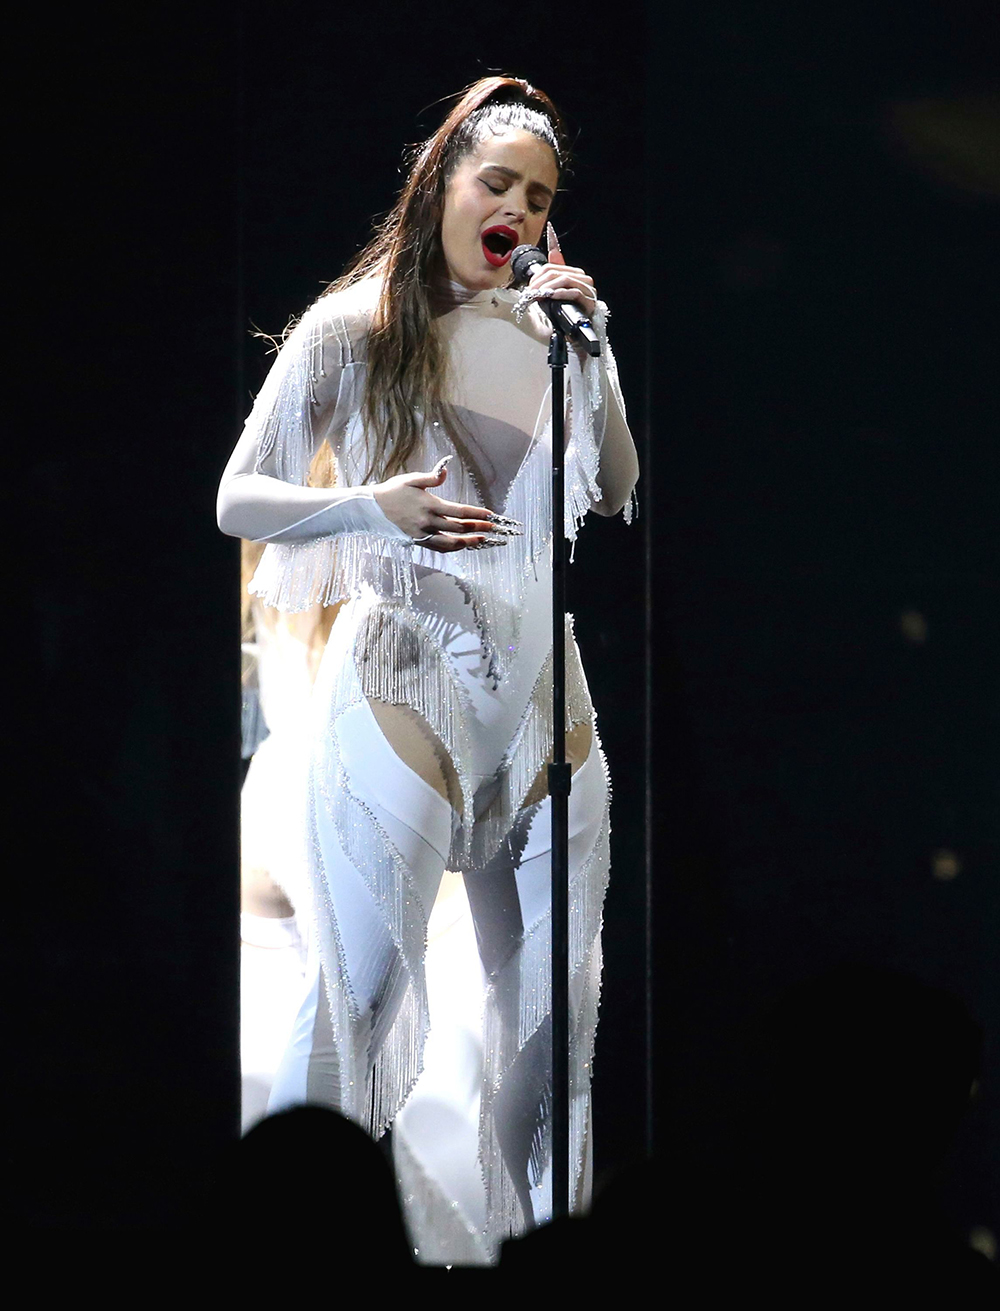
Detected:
left=509, top=245, right=601, bottom=356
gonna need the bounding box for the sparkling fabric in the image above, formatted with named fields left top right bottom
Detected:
left=217, top=275, right=636, bottom=1258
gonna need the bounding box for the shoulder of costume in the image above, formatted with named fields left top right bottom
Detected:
left=290, top=275, right=380, bottom=359
left=300, top=276, right=381, bottom=343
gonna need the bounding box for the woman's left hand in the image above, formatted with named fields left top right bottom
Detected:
left=526, top=224, right=598, bottom=318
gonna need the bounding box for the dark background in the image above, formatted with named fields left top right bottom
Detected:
left=10, top=0, right=997, bottom=1248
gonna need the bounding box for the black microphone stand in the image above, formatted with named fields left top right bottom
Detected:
left=546, top=315, right=600, bottom=1222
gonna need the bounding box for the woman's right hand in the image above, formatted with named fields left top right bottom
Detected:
left=372, top=460, right=521, bottom=552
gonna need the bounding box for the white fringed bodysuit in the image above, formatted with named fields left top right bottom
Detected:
left=217, top=275, right=637, bottom=1262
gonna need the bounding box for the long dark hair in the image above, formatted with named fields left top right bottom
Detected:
left=322, top=75, right=569, bottom=483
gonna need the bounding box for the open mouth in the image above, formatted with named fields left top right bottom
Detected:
left=481, top=225, right=518, bottom=267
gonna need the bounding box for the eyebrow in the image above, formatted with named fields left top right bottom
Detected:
left=480, top=163, right=555, bottom=201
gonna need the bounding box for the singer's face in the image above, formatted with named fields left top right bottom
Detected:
left=439, top=129, right=558, bottom=291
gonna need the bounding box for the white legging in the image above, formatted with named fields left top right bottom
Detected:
left=268, top=693, right=605, bottom=1257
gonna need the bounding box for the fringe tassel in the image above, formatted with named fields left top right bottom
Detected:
left=350, top=604, right=477, bottom=867
left=247, top=532, right=419, bottom=614
left=470, top=615, right=593, bottom=871
left=301, top=763, right=364, bottom=1120
left=250, top=298, right=362, bottom=487
left=299, top=603, right=614, bottom=1245
left=252, top=309, right=324, bottom=487
left=246, top=305, right=630, bottom=683
left=478, top=738, right=613, bottom=1247
left=308, top=647, right=433, bottom=1140
left=393, top=1129, right=494, bottom=1266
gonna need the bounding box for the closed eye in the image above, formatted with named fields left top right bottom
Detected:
left=481, top=179, right=547, bottom=214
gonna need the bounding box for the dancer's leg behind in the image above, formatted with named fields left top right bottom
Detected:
left=268, top=697, right=455, bottom=1115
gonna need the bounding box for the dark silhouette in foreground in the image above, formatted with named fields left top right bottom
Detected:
left=201, top=1104, right=413, bottom=1270
left=501, top=964, right=998, bottom=1301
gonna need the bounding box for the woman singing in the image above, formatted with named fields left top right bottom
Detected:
left=217, top=75, right=638, bottom=1261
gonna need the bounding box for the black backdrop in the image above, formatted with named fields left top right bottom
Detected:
left=650, top=4, right=998, bottom=1240
left=10, top=1, right=997, bottom=1243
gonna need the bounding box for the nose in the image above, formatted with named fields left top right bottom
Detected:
left=500, top=194, right=526, bottom=224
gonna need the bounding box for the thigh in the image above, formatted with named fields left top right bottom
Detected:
left=464, top=732, right=608, bottom=974
left=517, top=730, right=608, bottom=930
left=466, top=728, right=610, bottom=954
left=336, top=698, right=455, bottom=921
left=519, top=719, right=594, bottom=809
left=366, top=697, right=464, bottom=818
left=307, top=698, right=456, bottom=1024
left=311, top=773, right=400, bottom=1023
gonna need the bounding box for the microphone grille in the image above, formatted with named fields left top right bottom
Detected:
left=510, top=244, right=545, bottom=286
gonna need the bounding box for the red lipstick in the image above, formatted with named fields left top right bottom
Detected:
left=481, top=224, right=518, bottom=267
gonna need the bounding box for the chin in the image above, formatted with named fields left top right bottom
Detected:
left=447, top=255, right=504, bottom=292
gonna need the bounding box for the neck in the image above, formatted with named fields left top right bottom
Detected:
left=446, top=277, right=480, bottom=302
left=427, top=254, right=514, bottom=314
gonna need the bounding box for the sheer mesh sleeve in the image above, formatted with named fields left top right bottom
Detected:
left=565, top=301, right=639, bottom=526
left=216, top=291, right=411, bottom=545
left=588, top=303, right=638, bottom=517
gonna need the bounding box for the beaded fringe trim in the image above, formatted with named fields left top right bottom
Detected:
left=469, top=615, right=593, bottom=872
left=296, top=616, right=611, bottom=1247
left=478, top=738, right=613, bottom=1246
left=252, top=299, right=359, bottom=488
left=308, top=652, right=433, bottom=1140
left=246, top=293, right=623, bottom=1238
left=393, top=1127, right=494, bottom=1267
left=246, top=301, right=630, bottom=684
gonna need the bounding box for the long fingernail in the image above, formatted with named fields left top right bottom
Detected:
left=472, top=535, right=510, bottom=549
left=488, top=511, right=523, bottom=528
left=434, top=455, right=454, bottom=473
left=485, top=523, right=522, bottom=537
